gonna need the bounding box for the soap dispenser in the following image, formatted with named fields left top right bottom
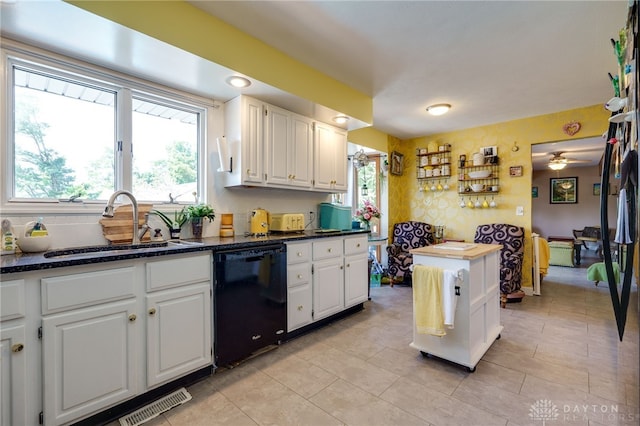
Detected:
left=1, top=219, right=16, bottom=255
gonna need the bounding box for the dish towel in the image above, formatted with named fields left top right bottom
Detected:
left=442, top=270, right=458, bottom=328
left=538, top=238, right=550, bottom=277
left=412, top=265, right=445, bottom=336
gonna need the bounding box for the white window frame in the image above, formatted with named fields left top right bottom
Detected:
left=1, top=42, right=212, bottom=215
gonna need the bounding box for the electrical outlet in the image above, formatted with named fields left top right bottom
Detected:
left=516, top=206, right=524, bottom=216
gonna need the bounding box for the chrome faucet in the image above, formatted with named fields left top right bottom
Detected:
left=103, top=190, right=141, bottom=245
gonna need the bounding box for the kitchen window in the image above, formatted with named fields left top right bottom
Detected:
left=3, top=48, right=209, bottom=211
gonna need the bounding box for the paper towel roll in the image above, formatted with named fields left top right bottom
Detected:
left=217, top=136, right=230, bottom=172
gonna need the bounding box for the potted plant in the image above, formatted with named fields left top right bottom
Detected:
left=152, top=208, right=188, bottom=239
left=185, top=204, right=215, bottom=239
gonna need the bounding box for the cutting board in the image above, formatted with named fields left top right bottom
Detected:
left=99, top=203, right=154, bottom=244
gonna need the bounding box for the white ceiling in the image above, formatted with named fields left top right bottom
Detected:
left=0, top=0, right=628, bottom=170
left=189, top=0, right=628, bottom=140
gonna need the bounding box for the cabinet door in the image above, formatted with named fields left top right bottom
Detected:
left=0, top=324, right=27, bottom=426
left=289, top=114, right=313, bottom=188
left=287, top=283, right=312, bottom=332
left=146, top=282, right=212, bottom=389
left=312, top=258, right=344, bottom=320
left=242, top=96, right=264, bottom=184
left=344, top=254, right=369, bottom=307
left=42, top=299, right=138, bottom=426
left=313, top=122, right=347, bottom=191
left=265, top=104, right=292, bottom=186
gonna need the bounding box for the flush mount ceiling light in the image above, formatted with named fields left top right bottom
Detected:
left=426, top=103, right=451, bottom=116
left=226, top=76, right=251, bottom=88
left=333, top=115, right=349, bottom=124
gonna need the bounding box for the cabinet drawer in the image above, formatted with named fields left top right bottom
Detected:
left=344, top=236, right=368, bottom=255
left=146, top=254, right=211, bottom=291
left=286, top=242, right=311, bottom=264
left=42, top=267, right=135, bottom=314
left=287, top=263, right=310, bottom=287
left=312, top=238, right=343, bottom=260
left=0, top=279, right=25, bottom=321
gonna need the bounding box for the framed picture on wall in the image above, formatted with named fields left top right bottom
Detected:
left=390, top=151, right=404, bottom=175
left=532, top=186, right=538, bottom=198
left=509, top=166, right=523, bottom=177
left=593, top=183, right=601, bottom=196
left=550, top=177, right=578, bottom=204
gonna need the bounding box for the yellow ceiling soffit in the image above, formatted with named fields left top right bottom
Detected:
left=66, top=0, right=373, bottom=125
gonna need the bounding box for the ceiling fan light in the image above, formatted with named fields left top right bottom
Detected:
left=548, top=162, right=567, bottom=170
left=426, top=103, right=451, bottom=116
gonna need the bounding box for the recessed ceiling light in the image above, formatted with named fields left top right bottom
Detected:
left=426, top=103, right=451, bottom=116
left=226, top=76, right=251, bottom=88
left=333, top=115, right=349, bottom=124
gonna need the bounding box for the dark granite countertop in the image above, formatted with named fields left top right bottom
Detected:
left=1, top=230, right=370, bottom=274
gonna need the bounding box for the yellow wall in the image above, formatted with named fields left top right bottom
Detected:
left=67, top=0, right=373, bottom=124
left=348, top=127, right=389, bottom=153
left=390, top=104, right=610, bottom=289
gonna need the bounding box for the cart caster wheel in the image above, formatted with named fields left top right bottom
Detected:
left=496, top=334, right=501, bottom=340
left=420, top=351, right=430, bottom=358
left=466, top=366, right=476, bottom=373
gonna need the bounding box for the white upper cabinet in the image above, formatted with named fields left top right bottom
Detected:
left=224, top=95, right=265, bottom=186
left=265, top=105, right=313, bottom=189
left=313, top=121, right=348, bottom=192
left=224, top=95, right=346, bottom=192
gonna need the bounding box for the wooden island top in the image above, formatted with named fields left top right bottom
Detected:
left=410, top=242, right=502, bottom=260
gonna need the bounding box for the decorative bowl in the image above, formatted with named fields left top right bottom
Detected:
left=471, top=184, right=485, bottom=192
left=16, top=236, right=52, bottom=253
left=468, top=170, right=491, bottom=179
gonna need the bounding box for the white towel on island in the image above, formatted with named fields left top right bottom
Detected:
left=442, top=270, right=458, bottom=328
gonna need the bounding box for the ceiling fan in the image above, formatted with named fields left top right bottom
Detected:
left=547, top=151, right=592, bottom=170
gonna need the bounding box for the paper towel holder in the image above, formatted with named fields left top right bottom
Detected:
left=217, top=136, right=233, bottom=173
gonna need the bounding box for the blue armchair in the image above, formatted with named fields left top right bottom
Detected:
left=386, top=221, right=435, bottom=285
left=474, top=223, right=525, bottom=307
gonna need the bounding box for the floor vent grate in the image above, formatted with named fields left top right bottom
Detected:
left=118, top=387, right=192, bottom=426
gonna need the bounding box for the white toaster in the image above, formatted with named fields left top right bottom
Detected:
left=270, top=213, right=305, bottom=232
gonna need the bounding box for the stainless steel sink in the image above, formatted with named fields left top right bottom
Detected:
left=43, top=240, right=205, bottom=259
left=43, top=242, right=170, bottom=259
left=166, top=240, right=205, bottom=247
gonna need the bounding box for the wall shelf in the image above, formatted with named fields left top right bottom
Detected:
left=458, top=162, right=499, bottom=195
left=416, top=148, right=452, bottom=180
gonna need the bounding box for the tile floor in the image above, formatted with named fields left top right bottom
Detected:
left=125, top=250, right=639, bottom=426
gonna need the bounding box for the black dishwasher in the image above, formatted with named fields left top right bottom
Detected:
left=213, top=244, right=287, bottom=367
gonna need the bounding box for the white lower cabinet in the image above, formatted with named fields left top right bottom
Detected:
left=343, top=236, right=369, bottom=307
left=146, top=282, right=211, bottom=389
left=286, top=235, right=367, bottom=330
left=287, top=282, right=313, bottom=331
left=42, top=299, right=138, bottom=426
left=285, top=243, right=312, bottom=332
left=40, top=265, right=139, bottom=426
left=0, top=279, right=27, bottom=426
left=37, top=253, right=212, bottom=425
left=344, top=254, right=369, bottom=307
left=1, top=324, right=27, bottom=426
left=312, top=257, right=345, bottom=320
